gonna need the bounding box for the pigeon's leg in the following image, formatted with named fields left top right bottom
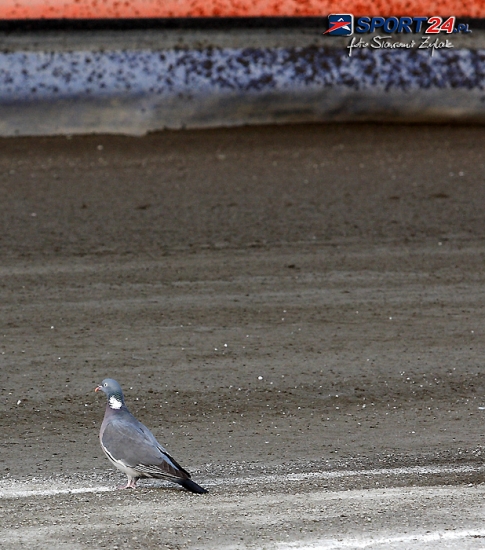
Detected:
left=118, top=476, right=137, bottom=489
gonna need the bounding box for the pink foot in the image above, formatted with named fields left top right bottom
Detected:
left=117, top=479, right=137, bottom=489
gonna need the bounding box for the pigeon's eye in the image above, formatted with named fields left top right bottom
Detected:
left=104, top=383, right=108, bottom=387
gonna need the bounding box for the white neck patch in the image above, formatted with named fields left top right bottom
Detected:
left=109, top=395, right=123, bottom=410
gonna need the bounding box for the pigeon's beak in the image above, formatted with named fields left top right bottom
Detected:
left=95, top=385, right=102, bottom=393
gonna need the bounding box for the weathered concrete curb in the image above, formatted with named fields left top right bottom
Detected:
left=1, top=27, right=484, bottom=136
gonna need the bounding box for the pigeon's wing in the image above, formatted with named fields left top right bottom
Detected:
left=101, top=412, right=190, bottom=480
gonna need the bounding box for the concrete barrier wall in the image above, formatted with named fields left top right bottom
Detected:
left=0, top=1, right=484, bottom=19
left=1, top=4, right=484, bottom=135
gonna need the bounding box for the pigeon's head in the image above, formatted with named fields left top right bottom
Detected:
left=95, top=378, right=126, bottom=410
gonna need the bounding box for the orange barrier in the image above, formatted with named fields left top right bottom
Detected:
left=0, top=1, right=483, bottom=20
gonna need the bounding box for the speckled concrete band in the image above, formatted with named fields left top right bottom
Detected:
left=1, top=25, right=484, bottom=135
left=2, top=45, right=485, bottom=103
left=1, top=45, right=484, bottom=135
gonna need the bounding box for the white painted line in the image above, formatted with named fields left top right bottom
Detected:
left=0, top=463, right=482, bottom=499
left=0, top=485, right=113, bottom=499
left=279, top=529, right=485, bottom=549
left=208, top=463, right=485, bottom=487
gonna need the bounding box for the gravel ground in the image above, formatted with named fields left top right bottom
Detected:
left=1, top=123, right=485, bottom=548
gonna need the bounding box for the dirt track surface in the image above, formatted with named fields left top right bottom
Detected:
left=1, top=123, right=485, bottom=548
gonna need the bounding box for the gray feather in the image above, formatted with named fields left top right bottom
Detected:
left=100, top=408, right=189, bottom=479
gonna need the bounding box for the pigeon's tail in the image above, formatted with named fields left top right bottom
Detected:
left=178, top=478, right=208, bottom=494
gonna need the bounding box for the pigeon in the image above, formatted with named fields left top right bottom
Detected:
left=95, top=378, right=208, bottom=493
